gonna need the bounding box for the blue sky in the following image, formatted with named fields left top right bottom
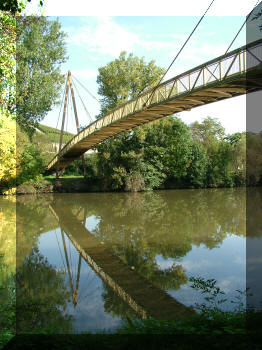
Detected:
left=25, top=0, right=262, bottom=135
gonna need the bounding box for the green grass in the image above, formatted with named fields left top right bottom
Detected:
left=0, top=332, right=14, bottom=349
left=44, top=175, right=84, bottom=179
left=117, top=311, right=247, bottom=335
left=36, top=124, right=75, bottom=144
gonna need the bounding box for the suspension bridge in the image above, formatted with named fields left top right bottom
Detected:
left=46, top=38, right=262, bottom=174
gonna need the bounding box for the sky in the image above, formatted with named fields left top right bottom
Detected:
left=26, top=0, right=262, bottom=135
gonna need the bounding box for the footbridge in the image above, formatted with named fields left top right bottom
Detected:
left=47, top=39, right=262, bottom=173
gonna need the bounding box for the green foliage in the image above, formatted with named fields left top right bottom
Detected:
left=0, top=255, right=15, bottom=349
left=189, top=277, right=228, bottom=311
left=16, top=16, right=67, bottom=134
left=118, top=277, right=248, bottom=335
left=185, top=143, right=207, bottom=188
left=0, top=259, right=15, bottom=333
left=117, top=313, right=246, bottom=335
left=16, top=246, right=73, bottom=333
left=0, top=11, right=16, bottom=110
left=96, top=51, right=165, bottom=117
left=247, top=132, right=262, bottom=185
left=16, top=144, right=45, bottom=185
left=87, top=115, right=248, bottom=191
left=0, top=1, right=43, bottom=14
left=36, top=124, right=74, bottom=144
left=190, top=117, right=225, bottom=144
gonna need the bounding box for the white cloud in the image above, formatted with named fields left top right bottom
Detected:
left=68, top=17, right=139, bottom=57
left=73, top=68, right=98, bottom=81
left=157, top=258, right=175, bottom=270
left=170, top=43, right=227, bottom=64
left=90, top=56, right=100, bottom=62
left=182, top=259, right=215, bottom=272
left=218, top=279, right=232, bottom=293
left=218, top=276, right=245, bottom=293
left=68, top=17, right=177, bottom=57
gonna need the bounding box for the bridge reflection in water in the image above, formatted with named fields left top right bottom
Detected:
left=49, top=198, right=194, bottom=320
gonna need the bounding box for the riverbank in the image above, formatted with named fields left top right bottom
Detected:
left=1, top=177, right=248, bottom=195
left=0, top=178, right=100, bottom=195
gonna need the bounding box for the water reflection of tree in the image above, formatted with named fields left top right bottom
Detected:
left=16, top=246, right=73, bottom=333
left=0, top=257, right=15, bottom=335
left=52, top=189, right=245, bottom=297
left=16, top=195, right=57, bottom=267
left=247, top=187, right=262, bottom=238
left=0, top=197, right=16, bottom=279
left=102, top=282, right=138, bottom=319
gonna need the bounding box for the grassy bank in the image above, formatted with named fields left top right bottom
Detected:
left=1, top=277, right=261, bottom=349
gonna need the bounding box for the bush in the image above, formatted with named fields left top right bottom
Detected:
left=16, top=145, right=44, bottom=185
left=125, top=172, right=145, bottom=192
left=0, top=109, right=16, bottom=186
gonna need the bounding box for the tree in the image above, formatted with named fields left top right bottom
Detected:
left=190, top=117, right=225, bottom=145
left=146, top=117, right=193, bottom=182
left=0, top=11, right=16, bottom=109
left=96, top=51, right=165, bottom=117
left=16, top=16, right=67, bottom=134
left=246, top=132, right=262, bottom=185
left=185, top=142, right=207, bottom=188
left=225, top=132, right=246, bottom=186
left=0, top=0, right=44, bottom=14
left=189, top=117, right=237, bottom=187
left=94, top=52, right=166, bottom=190
left=0, top=110, right=16, bottom=186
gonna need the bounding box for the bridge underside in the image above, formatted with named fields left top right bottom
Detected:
left=47, top=39, right=262, bottom=173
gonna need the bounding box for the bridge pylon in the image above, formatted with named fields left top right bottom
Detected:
left=56, top=71, right=86, bottom=179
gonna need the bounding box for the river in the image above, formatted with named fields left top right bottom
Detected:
left=0, top=187, right=261, bottom=334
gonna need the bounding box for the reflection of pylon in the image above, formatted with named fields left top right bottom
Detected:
left=61, top=229, right=82, bottom=308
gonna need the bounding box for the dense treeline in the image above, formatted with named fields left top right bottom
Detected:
left=66, top=115, right=259, bottom=192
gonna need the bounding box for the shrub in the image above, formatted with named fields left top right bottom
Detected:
left=125, top=172, right=145, bottom=192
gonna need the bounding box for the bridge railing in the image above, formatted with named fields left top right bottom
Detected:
left=47, top=39, right=262, bottom=171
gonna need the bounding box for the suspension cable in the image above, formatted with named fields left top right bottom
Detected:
left=143, top=0, right=216, bottom=107
left=66, top=87, right=70, bottom=133
left=68, top=235, right=75, bottom=284
left=205, top=0, right=260, bottom=84
left=225, top=0, right=260, bottom=54
left=70, top=88, right=74, bottom=132
left=72, top=78, right=94, bottom=124
left=56, top=79, right=67, bottom=130
left=55, top=229, right=67, bottom=274
left=72, top=74, right=100, bottom=103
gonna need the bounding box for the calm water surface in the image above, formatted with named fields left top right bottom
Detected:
left=1, top=187, right=259, bottom=333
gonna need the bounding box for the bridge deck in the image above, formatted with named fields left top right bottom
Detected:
left=47, top=39, right=262, bottom=172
